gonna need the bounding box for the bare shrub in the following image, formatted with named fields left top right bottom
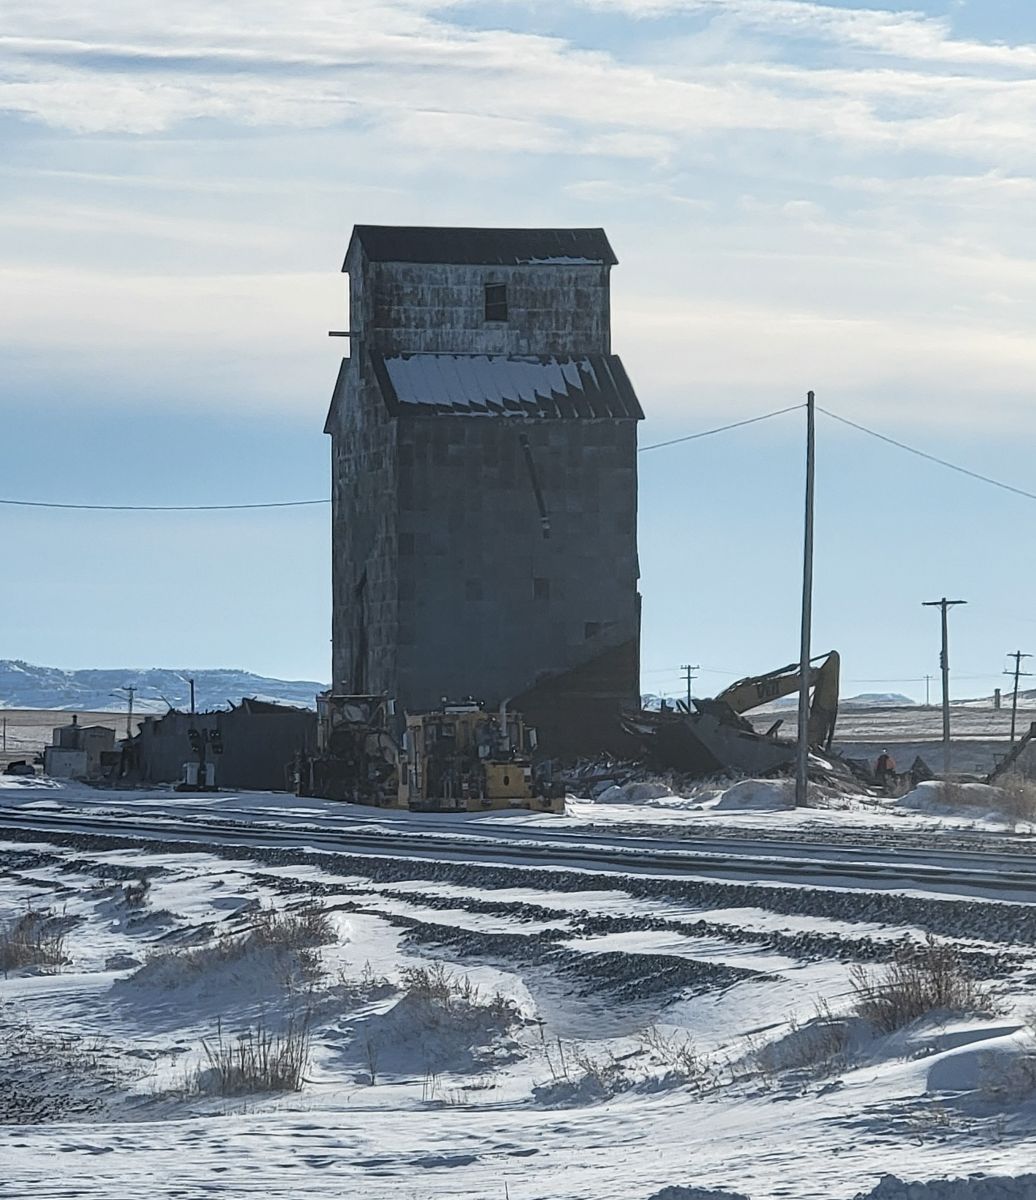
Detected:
left=996, top=774, right=1036, bottom=831
left=362, top=1035, right=381, bottom=1085
left=332, top=959, right=394, bottom=1007
left=638, top=1026, right=714, bottom=1090
left=938, top=780, right=976, bottom=808
left=122, top=876, right=150, bottom=908
left=197, top=1014, right=311, bottom=1096
left=850, top=936, right=995, bottom=1034
left=571, top=1047, right=628, bottom=1091
left=134, top=903, right=335, bottom=987
left=0, top=908, right=69, bottom=975
left=248, top=905, right=335, bottom=950
left=534, top=1043, right=631, bottom=1105
left=399, top=962, right=475, bottom=1007
left=754, top=1001, right=853, bottom=1078
left=399, top=962, right=517, bottom=1023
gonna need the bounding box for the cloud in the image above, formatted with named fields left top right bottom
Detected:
left=589, top=0, right=1036, bottom=70
left=3, top=0, right=1036, bottom=170
left=5, top=0, right=1036, bottom=437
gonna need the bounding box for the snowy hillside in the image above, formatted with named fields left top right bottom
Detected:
left=0, top=660, right=325, bottom=713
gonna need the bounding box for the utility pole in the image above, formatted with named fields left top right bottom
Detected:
left=122, top=685, right=136, bottom=739
left=681, top=664, right=699, bottom=711
left=922, top=598, right=966, bottom=776
left=924, top=674, right=932, bottom=707
left=796, top=390, right=816, bottom=808
left=1, top=718, right=6, bottom=752
left=1005, top=651, right=1032, bottom=745
left=188, top=677, right=196, bottom=715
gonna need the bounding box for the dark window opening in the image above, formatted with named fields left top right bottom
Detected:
left=484, top=282, right=508, bottom=323
left=584, top=621, right=601, bottom=640
left=534, top=577, right=550, bottom=601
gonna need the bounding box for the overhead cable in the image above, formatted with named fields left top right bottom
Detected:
left=818, top=406, right=1036, bottom=505
left=638, top=404, right=804, bottom=452
left=0, top=403, right=805, bottom=510
left=0, top=497, right=329, bottom=512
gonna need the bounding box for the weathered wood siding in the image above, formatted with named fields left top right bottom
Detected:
left=327, top=233, right=641, bottom=735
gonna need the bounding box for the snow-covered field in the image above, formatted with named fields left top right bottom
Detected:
left=3, top=779, right=1036, bottom=1198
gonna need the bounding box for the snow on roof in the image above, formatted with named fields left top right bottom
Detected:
left=371, top=353, right=643, bottom=419
left=346, top=226, right=617, bottom=267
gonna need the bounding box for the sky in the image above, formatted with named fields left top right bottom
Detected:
left=4, top=0, right=1036, bottom=702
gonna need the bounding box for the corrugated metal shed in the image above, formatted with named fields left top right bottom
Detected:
left=371, top=353, right=643, bottom=419
left=347, top=226, right=617, bottom=267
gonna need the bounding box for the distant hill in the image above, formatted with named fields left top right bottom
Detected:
left=756, top=691, right=917, bottom=710
left=0, top=660, right=325, bottom=713
left=641, top=690, right=917, bottom=712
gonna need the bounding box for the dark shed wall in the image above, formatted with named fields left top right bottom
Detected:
left=134, top=709, right=317, bottom=791
left=395, top=415, right=639, bottom=713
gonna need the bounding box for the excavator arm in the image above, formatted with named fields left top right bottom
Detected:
left=712, top=651, right=840, bottom=750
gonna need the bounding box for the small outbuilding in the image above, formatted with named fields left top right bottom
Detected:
left=43, top=715, right=116, bottom=780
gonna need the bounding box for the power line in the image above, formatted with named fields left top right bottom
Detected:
left=818, top=407, right=1036, bottom=505
left=4, top=400, right=1033, bottom=512
left=0, top=497, right=329, bottom=512
left=0, top=404, right=802, bottom=511
left=639, top=404, right=804, bottom=452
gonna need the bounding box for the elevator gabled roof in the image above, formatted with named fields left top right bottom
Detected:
left=345, top=226, right=617, bottom=268
left=369, top=352, right=643, bottom=419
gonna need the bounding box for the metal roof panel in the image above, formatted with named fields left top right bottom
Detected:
left=347, top=226, right=617, bottom=268
left=373, top=353, right=643, bottom=420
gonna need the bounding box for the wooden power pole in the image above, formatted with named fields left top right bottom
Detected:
left=1005, top=651, right=1032, bottom=745
left=681, top=665, right=699, bottom=711
left=123, top=685, right=136, bottom=739
left=922, top=598, right=966, bottom=776
left=796, top=390, right=816, bottom=808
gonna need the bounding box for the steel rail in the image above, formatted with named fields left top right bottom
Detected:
left=7, top=796, right=1036, bottom=875
left=2, top=807, right=1036, bottom=900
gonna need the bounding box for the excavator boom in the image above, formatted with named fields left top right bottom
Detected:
left=713, top=651, right=840, bottom=750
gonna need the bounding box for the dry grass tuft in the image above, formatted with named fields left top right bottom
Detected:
left=399, top=962, right=517, bottom=1022
left=753, top=1001, right=854, bottom=1078
left=136, top=904, right=336, bottom=986
left=0, top=908, right=69, bottom=975
left=196, top=1014, right=312, bottom=1096
left=850, top=935, right=995, bottom=1034
left=996, top=773, right=1036, bottom=830
left=638, top=1026, right=714, bottom=1089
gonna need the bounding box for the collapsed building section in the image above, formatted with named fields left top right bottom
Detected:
left=324, top=226, right=644, bottom=758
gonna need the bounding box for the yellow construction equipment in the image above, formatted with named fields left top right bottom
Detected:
left=397, top=701, right=564, bottom=813
left=623, top=651, right=840, bottom=777
left=713, top=651, right=840, bottom=751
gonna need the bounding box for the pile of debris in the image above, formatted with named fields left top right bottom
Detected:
left=553, top=752, right=870, bottom=803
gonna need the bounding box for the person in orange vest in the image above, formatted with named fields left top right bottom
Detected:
left=875, top=749, right=897, bottom=788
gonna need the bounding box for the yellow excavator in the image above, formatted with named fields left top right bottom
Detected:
left=710, top=651, right=840, bottom=751
left=623, top=651, right=840, bottom=777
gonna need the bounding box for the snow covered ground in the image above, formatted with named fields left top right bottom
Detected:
left=3, top=779, right=1036, bottom=1198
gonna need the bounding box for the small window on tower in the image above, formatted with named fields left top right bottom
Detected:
left=484, top=282, right=508, bottom=323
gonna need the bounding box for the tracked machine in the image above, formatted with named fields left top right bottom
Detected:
left=299, top=694, right=563, bottom=813
left=623, top=652, right=840, bottom=777
left=398, top=701, right=564, bottom=814
left=297, top=693, right=399, bottom=803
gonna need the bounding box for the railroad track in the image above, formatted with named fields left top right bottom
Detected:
left=5, top=795, right=1036, bottom=873
left=2, top=804, right=1036, bottom=900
